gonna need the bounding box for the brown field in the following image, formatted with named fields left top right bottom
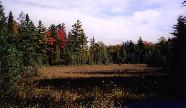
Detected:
left=39, top=64, right=163, bottom=79
left=2, top=64, right=167, bottom=107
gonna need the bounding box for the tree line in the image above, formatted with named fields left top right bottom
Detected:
left=0, top=8, right=172, bottom=67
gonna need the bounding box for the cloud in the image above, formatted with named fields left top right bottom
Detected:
left=2, top=0, right=185, bottom=45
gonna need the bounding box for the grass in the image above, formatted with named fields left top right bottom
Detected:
left=1, top=64, right=167, bottom=107
left=39, top=64, right=163, bottom=79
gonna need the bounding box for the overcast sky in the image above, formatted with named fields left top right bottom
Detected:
left=2, top=0, right=185, bottom=44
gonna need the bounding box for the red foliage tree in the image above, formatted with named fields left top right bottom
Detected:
left=44, top=31, right=55, bottom=53
left=44, top=31, right=55, bottom=45
left=44, top=27, right=66, bottom=53
left=57, top=27, right=66, bottom=48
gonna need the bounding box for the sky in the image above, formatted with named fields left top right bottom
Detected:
left=2, top=0, right=185, bottom=45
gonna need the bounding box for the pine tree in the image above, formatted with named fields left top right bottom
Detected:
left=137, top=37, right=145, bottom=63
left=19, top=13, right=42, bottom=66
left=108, top=45, right=121, bottom=64
left=7, top=11, right=19, bottom=45
left=0, top=1, right=7, bottom=50
left=0, top=0, right=8, bottom=91
left=93, top=42, right=109, bottom=64
left=64, top=32, right=74, bottom=65
left=119, top=43, right=127, bottom=64
left=125, top=40, right=136, bottom=63
left=8, top=11, right=13, bottom=32
left=67, top=20, right=88, bottom=65
left=169, top=16, right=186, bottom=97
left=36, top=20, right=46, bottom=53
left=0, top=3, right=23, bottom=95
left=89, top=37, right=96, bottom=64
left=0, top=1, right=6, bottom=31
left=36, top=20, right=46, bottom=64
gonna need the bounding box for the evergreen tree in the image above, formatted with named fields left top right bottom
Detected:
left=64, top=32, right=74, bottom=65
left=8, top=11, right=13, bottom=32
left=36, top=20, right=46, bottom=64
left=158, top=37, right=170, bottom=66
left=18, top=11, right=25, bottom=25
left=67, top=20, right=88, bottom=65
left=108, top=45, right=121, bottom=64
left=7, top=11, right=18, bottom=45
left=93, top=42, right=109, bottom=64
left=0, top=0, right=8, bottom=91
left=0, top=3, right=23, bottom=95
left=0, top=1, right=7, bottom=51
left=89, top=37, right=96, bottom=64
left=0, top=1, right=6, bottom=30
left=119, top=43, right=127, bottom=64
left=125, top=40, right=136, bottom=63
left=19, top=13, right=42, bottom=66
left=36, top=20, right=46, bottom=53
left=169, top=16, right=186, bottom=97
left=137, top=37, right=145, bottom=63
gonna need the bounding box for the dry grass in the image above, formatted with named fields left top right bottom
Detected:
left=39, top=64, right=162, bottom=79
left=2, top=64, right=165, bottom=107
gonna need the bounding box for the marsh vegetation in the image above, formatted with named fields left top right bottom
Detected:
left=1, top=64, right=168, bottom=107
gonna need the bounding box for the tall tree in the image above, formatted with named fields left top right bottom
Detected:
left=125, top=40, right=136, bottom=63
left=93, top=42, right=109, bottom=64
left=57, top=23, right=66, bottom=49
left=0, top=1, right=7, bottom=51
left=137, top=37, right=145, bottom=63
left=8, top=11, right=13, bottom=32
left=7, top=11, right=19, bottom=45
left=36, top=20, right=46, bottom=63
left=0, top=1, right=6, bottom=30
left=169, top=16, right=186, bottom=97
left=19, top=13, right=42, bottom=66
left=0, top=0, right=8, bottom=91
left=119, top=43, right=127, bottom=64
left=56, top=23, right=66, bottom=64
left=0, top=3, right=23, bottom=95
left=44, top=24, right=57, bottom=65
left=89, top=37, right=96, bottom=64
left=67, top=20, right=88, bottom=65
left=36, top=20, right=46, bottom=53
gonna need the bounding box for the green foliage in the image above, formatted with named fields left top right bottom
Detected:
left=124, top=41, right=137, bottom=63
left=0, top=0, right=183, bottom=98
left=8, top=11, right=13, bottom=32
left=119, top=43, right=127, bottom=64
left=108, top=45, right=121, bottom=64
left=65, top=20, right=89, bottom=65
left=168, top=16, right=186, bottom=96
left=92, top=42, right=109, bottom=64
left=18, top=13, right=42, bottom=66
left=136, top=37, right=145, bottom=63
left=3, top=46, right=23, bottom=94
left=1, top=9, right=42, bottom=98
left=0, top=2, right=24, bottom=97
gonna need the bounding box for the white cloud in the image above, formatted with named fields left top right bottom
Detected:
left=2, top=0, right=185, bottom=45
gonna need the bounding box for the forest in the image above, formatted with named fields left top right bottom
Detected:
left=0, top=0, right=186, bottom=107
